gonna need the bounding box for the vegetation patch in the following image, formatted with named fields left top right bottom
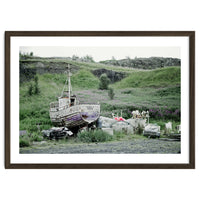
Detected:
left=71, top=69, right=100, bottom=89
left=19, top=131, right=44, bottom=148
left=20, top=137, right=30, bottom=147
left=19, top=58, right=181, bottom=147
left=108, top=87, right=115, bottom=100
left=99, top=73, right=110, bottom=90
left=77, top=129, right=113, bottom=143
left=114, top=67, right=180, bottom=88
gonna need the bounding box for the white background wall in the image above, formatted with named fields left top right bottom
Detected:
left=0, top=1, right=199, bottom=200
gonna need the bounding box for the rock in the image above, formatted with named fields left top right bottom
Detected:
left=20, top=130, right=28, bottom=136
left=165, top=122, right=172, bottom=131
left=20, top=60, right=80, bottom=83
left=98, top=116, right=116, bottom=128
left=112, top=121, right=131, bottom=134
left=112, top=121, right=126, bottom=133
left=36, top=62, right=45, bottom=68
left=102, top=128, right=113, bottom=135
left=92, top=68, right=126, bottom=83
left=20, top=63, right=36, bottom=83
left=102, top=122, right=112, bottom=128
left=100, top=57, right=181, bottom=69
left=127, top=125, right=134, bottom=134
left=98, top=117, right=135, bottom=134
left=126, top=118, right=146, bottom=128
left=138, top=118, right=146, bottom=128
left=126, top=118, right=137, bottom=127
left=42, top=130, right=51, bottom=138
left=176, top=125, right=181, bottom=133
left=143, top=124, right=160, bottom=138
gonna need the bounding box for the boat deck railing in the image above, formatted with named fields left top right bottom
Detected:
left=50, top=102, right=100, bottom=112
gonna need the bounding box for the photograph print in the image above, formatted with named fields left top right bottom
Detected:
left=5, top=31, right=195, bottom=169
left=19, top=46, right=181, bottom=154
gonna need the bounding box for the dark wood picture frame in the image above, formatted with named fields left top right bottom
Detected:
left=5, top=31, right=195, bottom=169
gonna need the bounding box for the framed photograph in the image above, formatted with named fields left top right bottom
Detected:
left=5, top=31, right=195, bottom=169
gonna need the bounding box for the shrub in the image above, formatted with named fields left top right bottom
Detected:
left=28, top=83, right=33, bottom=96
left=113, top=131, right=125, bottom=140
left=99, top=73, right=110, bottom=90
left=27, top=75, right=40, bottom=96
left=28, top=125, right=39, bottom=133
left=34, top=75, right=40, bottom=94
left=19, top=137, right=30, bottom=147
left=77, top=129, right=112, bottom=143
left=149, top=107, right=180, bottom=121
left=108, top=87, right=115, bottom=100
left=31, top=133, right=43, bottom=142
left=94, top=129, right=112, bottom=142
left=135, top=124, right=143, bottom=135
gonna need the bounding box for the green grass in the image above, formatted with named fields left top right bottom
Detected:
left=20, top=63, right=181, bottom=135
left=77, top=129, right=113, bottom=143
left=39, top=69, right=99, bottom=89
left=113, top=67, right=180, bottom=88
left=20, top=136, right=30, bottom=147
left=71, top=69, right=100, bottom=89
left=20, top=70, right=99, bottom=132
left=20, top=76, right=59, bottom=132
left=19, top=132, right=44, bottom=148
left=73, top=85, right=180, bottom=121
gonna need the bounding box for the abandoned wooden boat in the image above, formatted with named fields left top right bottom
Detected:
left=49, top=66, right=100, bottom=132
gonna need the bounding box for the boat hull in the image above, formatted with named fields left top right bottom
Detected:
left=50, top=104, right=100, bottom=128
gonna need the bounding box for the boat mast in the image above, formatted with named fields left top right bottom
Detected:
left=60, top=64, right=72, bottom=106
left=67, top=64, right=73, bottom=106
left=68, top=65, right=71, bottom=106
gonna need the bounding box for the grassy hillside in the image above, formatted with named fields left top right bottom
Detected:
left=21, top=58, right=138, bottom=74
left=71, top=69, right=100, bottom=89
left=113, top=67, right=180, bottom=88
left=20, top=64, right=181, bottom=133
left=40, top=69, right=100, bottom=89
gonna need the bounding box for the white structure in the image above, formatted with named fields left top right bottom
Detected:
left=165, top=122, right=172, bottom=131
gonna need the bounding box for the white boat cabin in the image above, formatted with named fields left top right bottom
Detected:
left=58, top=91, right=78, bottom=108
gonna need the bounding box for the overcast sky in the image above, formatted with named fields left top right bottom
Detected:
left=19, top=46, right=180, bottom=62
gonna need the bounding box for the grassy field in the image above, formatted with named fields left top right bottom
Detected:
left=20, top=61, right=181, bottom=138
left=113, top=67, right=180, bottom=88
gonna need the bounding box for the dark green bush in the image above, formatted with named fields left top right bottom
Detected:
left=19, top=137, right=30, bottom=147
left=77, top=129, right=112, bottom=143
left=34, top=75, right=40, bottom=94
left=135, top=124, right=143, bottom=135
left=99, top=73, right=110, bottom=90
left=28, top=125, right=38, bottom=133
left=108, top=87, right=115, bottom=100
left=31, top=133, right=43, bottom=142
left=27, top=75, right=40, bottom=96
left=28, top=83, right=33, bottom=96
